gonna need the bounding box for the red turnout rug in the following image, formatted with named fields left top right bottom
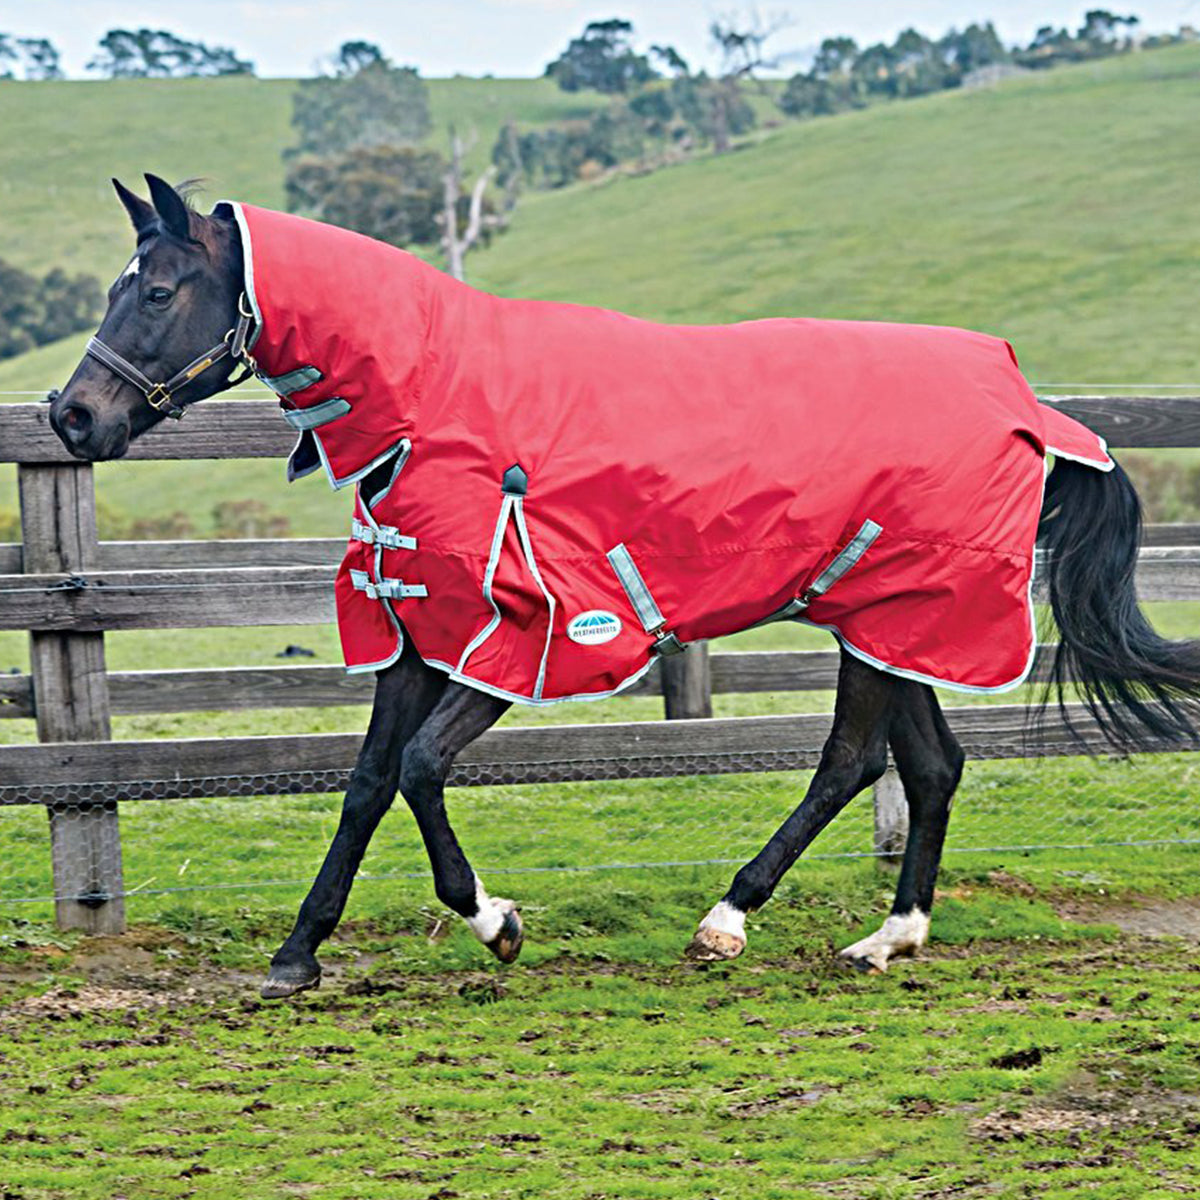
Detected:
left=219, top=202, right=1112, bottom=703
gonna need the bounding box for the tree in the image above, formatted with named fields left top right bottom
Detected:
left=0, top=34, right=64, bottom=80
left=285, top=145, right=446, bottom=248
left=544, top=19, right=657, bottom=94
left=440, top=130, right=502, bottom=281
left=779, top=73, right=844, bottom=118
left=332, top=40, right=386, bottom=76
left=781, top=35, right=864, bottom=118
left=1079, top=9, right=1140, bottom=46
left=0, top=257, right=102, bottom=362
left=706, top=13, right=789, bottom=152
left=671, top=71, right=755, bottom=152
left=649, top=44, right=690, bottom=76
left=938, top=23, right=1009, bottom=75
left=812, top=36, right=858, bottom=79
left=290, top=59, right=431, bottom=157
left=87, top=28, right=253, bottom=77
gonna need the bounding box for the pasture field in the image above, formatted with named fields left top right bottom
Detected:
left=1, top=849, right=1199, bottom=1200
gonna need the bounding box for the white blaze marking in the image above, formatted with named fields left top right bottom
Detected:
left=465, top=875, right=505, bottom=943
left=121, top=255, right=140, bottom=279
left=699, top=900, right=747, bottom=940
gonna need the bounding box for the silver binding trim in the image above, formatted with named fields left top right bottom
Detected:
left=264, top=365, right=323, bottom=395
left=350, top=517, right=415, bottom=551
left=349, top=567, right=427, bottom=601
left=512, top=497, right=557, bottom=701
left=281, top=396, right=351, bottom=430
left=456, top=494, right=515, bottom=673
left=807, top=519, right=883, bottom=598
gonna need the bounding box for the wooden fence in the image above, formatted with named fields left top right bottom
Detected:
left=2, top=396, right=1199, bottom=934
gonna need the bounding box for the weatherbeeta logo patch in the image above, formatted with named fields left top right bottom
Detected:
left=567, top=610, right=622, bottom=646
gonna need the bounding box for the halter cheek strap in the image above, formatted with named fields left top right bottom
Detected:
left=84, top=294, right=257, bottom=420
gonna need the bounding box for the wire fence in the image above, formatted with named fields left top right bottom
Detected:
left=2, top=748, right=1197, bottom=916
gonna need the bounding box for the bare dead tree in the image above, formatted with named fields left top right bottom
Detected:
left=708, top=8, right=792, bottom=152
left=441, top=127, right=499, bottom=282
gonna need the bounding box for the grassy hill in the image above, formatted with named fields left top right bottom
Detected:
left=474, top=43, right=1200, bottom=384
left=0, top=74, right=597, bottom=283
left=0, top=46, right=1197, bottom=536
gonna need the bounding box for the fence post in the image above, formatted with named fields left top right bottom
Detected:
left=660, top=641, right=713, bottom=720
left=18, top=463, right=125, bottom=935
left=872, top=764, right=908, bottom=865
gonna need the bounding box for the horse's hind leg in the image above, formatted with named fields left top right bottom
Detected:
left=839, top=681, right=964, bottom=973
left=263, top=644, right=448, bottom=999
left=686, top=650, right=894, bottom=961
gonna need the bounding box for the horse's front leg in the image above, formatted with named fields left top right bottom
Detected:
left=397, top=684, right=517, bottom=960
left=262, top=645, right=447, bottom=999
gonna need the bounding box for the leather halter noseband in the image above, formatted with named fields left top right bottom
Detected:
left=84, top=293, right=257, bottom=420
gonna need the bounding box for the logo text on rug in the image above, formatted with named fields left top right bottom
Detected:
left=567, top=611, right=622, bottom=645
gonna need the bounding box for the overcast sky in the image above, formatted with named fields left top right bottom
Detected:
left=2, top=0, right=1197, bottom=78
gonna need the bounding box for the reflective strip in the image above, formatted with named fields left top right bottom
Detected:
left=350, top=517, right=415, bottom=551
left=366, top=439, right=413, bottom=510
left=806, top=519, right=883, bottom=599
left=264, top=366, right=323, bottom=395
left=349, top=568, right=427, bottom=602
left=456, top=494, right=515, bottom=673
left=281, top=396, right=351, bottom=430
left=606, top=543, right=665, bottom=635
left=512, top=497, right=557, bottom=701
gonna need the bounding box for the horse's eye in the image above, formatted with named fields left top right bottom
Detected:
left=145, top=286, right=174, bottom=307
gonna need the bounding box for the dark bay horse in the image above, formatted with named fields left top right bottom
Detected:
left=49, top=176, right=1200, bottom=999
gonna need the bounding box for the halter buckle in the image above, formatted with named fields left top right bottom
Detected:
left=146, top=383, right=181, bottom=419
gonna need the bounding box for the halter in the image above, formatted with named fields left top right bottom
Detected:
left=83, top=293, right=258, bottom=420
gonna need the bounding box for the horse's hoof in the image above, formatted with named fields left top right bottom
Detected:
left=838, top=948, right=887, bottom=975
left=684, top=926, right=746, bottom=962
left=484, top=900, right=524, bottom=964
left=260, top=958, right=321, bottom=1000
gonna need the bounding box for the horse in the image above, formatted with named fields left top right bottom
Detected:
left=48, top=175, right=1200, bottom=999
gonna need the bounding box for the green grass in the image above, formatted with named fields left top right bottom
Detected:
left=1, top=850, right=1199, bottom=1199
left=0, top=74, right=600, bottom=284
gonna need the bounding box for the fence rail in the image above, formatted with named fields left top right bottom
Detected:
left=1, top=395, right=1198, bottom=933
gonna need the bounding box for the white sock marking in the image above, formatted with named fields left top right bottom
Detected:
left=841, top=908, right=929, bottom=968
left=465, top=875, right=504, bottom=944
left=699, top=901, right=747, bottom=941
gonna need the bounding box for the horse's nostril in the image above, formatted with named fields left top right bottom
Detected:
left=60, top=403, right=95, bottom=440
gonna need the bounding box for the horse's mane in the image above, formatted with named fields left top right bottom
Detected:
left=174, top=178, right=207, bottom=209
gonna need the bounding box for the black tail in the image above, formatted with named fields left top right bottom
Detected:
left=1038, top=457, right=1200, bottom=748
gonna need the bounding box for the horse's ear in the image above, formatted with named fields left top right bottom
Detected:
left=144, top=173, right=192, bottom=241
left=112, top=178, right=156, bottom=236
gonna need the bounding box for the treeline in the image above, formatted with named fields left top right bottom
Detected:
left=0, top=257, right=102, bottom=361
left=500, top=10, right=1189, bottom=189
left=0, top=28, right=253, bottom=79
left=780, top=10, right=1158, bottom=117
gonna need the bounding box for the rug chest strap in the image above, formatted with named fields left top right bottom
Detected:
left=349, top=568, right=427, bottom=602
left=350, top=518, right=416, bottom=551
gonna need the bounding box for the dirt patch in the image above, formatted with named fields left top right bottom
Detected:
left=972, top=1071, right=1200, bottom=1144
left=726, top=1084, right=832, bottom=1117
left=1055, top=896, right=1200, bottom=939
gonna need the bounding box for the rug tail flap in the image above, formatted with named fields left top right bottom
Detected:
left=1037, top=404, right=1114, bottom=471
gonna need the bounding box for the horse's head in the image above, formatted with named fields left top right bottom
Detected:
left=49, top=174, right=247, bottom=461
